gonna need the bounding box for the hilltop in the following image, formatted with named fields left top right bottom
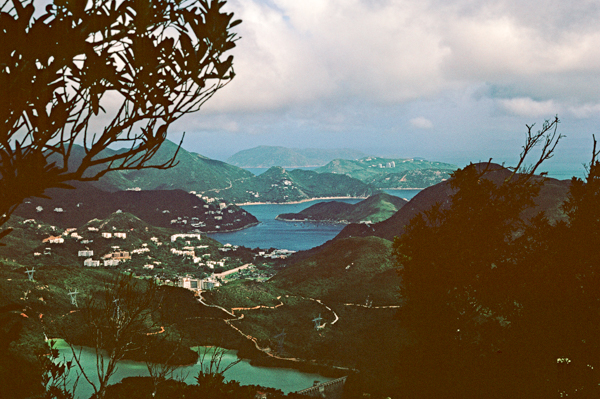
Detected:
left=89, top=140, right=256, bottom=193
left=226, top=146, right=367, bottom=168
left=276, top=192, right=408, bottom=224
left=217, top=166, right=379, bottom=203
left=315, top=156, right=457, bottom=188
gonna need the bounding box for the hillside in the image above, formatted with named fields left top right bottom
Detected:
left=14, top=183, right=258, bottom=233
left=218, top=167, right=379, bottom=203
left=270, top=236, right=400, bottom=305
left=0, top=211, right=261, bottom=281
left=315, top=157, right=457, bottom=188
left=202, top=235, right=406, bottom=378
left=334, top=163, right=572, bottom=242
left=226, top=146, right=366, bottom=168
left=91, top=140, right=255, bottom=192
left=276, top=192, right=408, bottom=224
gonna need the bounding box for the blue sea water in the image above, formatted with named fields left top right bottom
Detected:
left=208, top=190, right=421, bottom=251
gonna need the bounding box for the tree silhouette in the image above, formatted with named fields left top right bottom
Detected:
left=0, top=0, right=240, bottom=242
left=390, top=118, right=600, bottom=397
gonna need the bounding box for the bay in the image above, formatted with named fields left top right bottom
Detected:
left=209, top=190, right=421, bottom=251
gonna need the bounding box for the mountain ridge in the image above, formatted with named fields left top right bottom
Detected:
left=315, top=156, right=457, bottom=189
left=227, top=146, right=367, bottom=168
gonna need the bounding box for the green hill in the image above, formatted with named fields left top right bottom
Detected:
left=226, top=146, right=366, bottom=168
left=92, top=140, right=255, bottom=192
left=276, top=192, right=408, bottom=223
left=315, top=157, right=457, bottom=189
left=218, top=167, right=379, bottom=203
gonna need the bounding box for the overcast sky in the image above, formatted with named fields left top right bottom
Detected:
left=169, top=0, right=600, bottom=177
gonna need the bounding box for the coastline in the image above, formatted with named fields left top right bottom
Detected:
left=383, top=187, right=425, bottom=190
left=234, top=196, right=369, bottom=206
left=234, top=189, right=423, bottom=206
left=274, top=215, right=351, bottom=225
left=204, top=221, right=260, bottom=234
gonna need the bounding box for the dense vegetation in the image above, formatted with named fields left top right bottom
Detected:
left=334, top=163, right=571, bottom=242
left=392, top=158, right=600, bottom=397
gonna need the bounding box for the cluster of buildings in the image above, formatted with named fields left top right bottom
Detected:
left=32, top=212, right=271, bottom=289
left=371, top=161, right=396, bottom=168
left=257, top=249, right=296, bottom=259
left=178, top=275, right=220, bottom=292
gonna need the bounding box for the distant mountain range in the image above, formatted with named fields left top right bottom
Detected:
left=65, top=141, right=378, bottom=204
left=315, top=157, right=457, bottom=189
left=45, top=141, right=455, bottom=207
left=226, top=146, right=367, bottom=168
left=276, top=192, right=408, bottom=224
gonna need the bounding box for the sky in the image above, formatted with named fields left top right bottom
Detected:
left=168, top=0, right=600, bottom=177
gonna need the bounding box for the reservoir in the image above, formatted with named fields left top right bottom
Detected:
left=209, top=190, right=421, bottom=250
left=53, top=340, right=333, bottom=398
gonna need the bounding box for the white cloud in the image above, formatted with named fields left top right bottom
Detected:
left=498, top=97, right=559, bottom=117
left=410, top=117, right=434, bottom=129
left=497, top=97, right=600, bottom=119
left=199, top=0, right=600, bottom=116
left=567, top=103, right=600, bottom=119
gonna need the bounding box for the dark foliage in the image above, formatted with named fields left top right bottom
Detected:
left=392, top=121, right=600, bottom=397
left=0, top=0, right=240, bottom=242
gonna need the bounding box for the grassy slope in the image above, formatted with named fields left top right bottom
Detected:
left=92, top=140, right=255, bottom=192
left=277, top=192, right=408, bottom=223
left=201, top=236, right=407, bottom=373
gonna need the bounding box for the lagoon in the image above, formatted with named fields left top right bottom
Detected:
left=53, top=340, right=332, bottom=398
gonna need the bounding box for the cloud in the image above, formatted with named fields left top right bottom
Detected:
left=410, top=117, right=434, bottom=129
left=498, top=97, right=559, bottom=117
left=567, top=103, right=600, bottom=119
left=200, top=0, right=600, bottom=116
left=497, top=97, right=600, bottom=119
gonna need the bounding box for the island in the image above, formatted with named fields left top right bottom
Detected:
left=275, top=192, right=408, bottom=224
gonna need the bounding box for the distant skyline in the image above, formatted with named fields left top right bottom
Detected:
left=151, top=1, right=600, bottom=177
